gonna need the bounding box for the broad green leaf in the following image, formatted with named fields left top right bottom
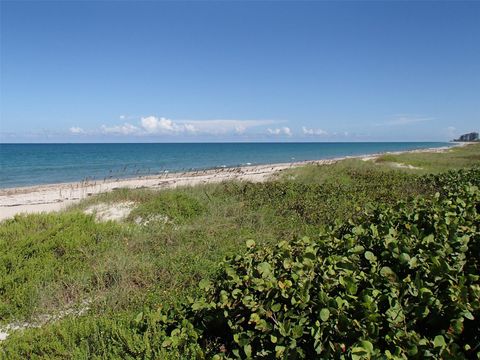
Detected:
left=462, top=310, right=474, bottom=320
left=351, top=347, right=369, bottom=360
left=399, top=253, right=410, bottom=263
left=364, top=251, right=377, bottom=262
left=244, top=344, right=252, bottom=358
left=271, top=303, right=281, bottom=312
left=275, top=345, right=286, bottom=358
left=433, top=335, right=446, bottom=348
left=360, top=340, right=373, bottom=353
left=161, top=338, right=172, bottom=348
left=351, top=245, right=365, bottom=254
left=246, top=239, right=256, bottom=248
left=380, top=266, right=397, bottom=282
left=320, top=308, right=330, bottom=321
left=257, top=262, right=272, bottom=277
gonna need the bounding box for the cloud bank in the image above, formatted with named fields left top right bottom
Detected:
left=101, top=123, right=140, bottom=135
left=302, top=126, right=328, bottom=136
left=82, top=116, right=280, bottom=137
left=69, top=127, right=85, bottom=134
left=267, top=127, right=292, bottom=136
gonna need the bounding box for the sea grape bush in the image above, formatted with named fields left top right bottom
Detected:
left=157, top=168, right=480, bottom=359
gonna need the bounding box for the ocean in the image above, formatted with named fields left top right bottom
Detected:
left=0, top=142, right=451, bottom=188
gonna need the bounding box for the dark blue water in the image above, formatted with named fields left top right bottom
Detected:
left=0, top=142, right=451, bottom=188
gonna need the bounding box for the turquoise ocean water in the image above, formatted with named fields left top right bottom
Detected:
left=0, top=142, right=451, bottom=188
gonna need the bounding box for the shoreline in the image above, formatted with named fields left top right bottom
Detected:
left=0, top=143, right=463, bottom=221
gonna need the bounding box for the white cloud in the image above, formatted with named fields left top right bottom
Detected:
left=378, top=115, right=434, bottom=126
left=69, top=127, right=85, bottom=134
left=267, top=127, right=292, bottom=136
left=140, top=116, right=190, bottom=134
left=138, top=117, right=274, bottom=135
left=101, top=123, right=140, bottom=135
left=97, top=116, right=281, bottom=137
left=180, top=119, right=277, bottom=135
left=302, top=126, right=328, bottom=136
left=235, top=125, right=246, bottom=134
left=182, top=124, right=195, bottom=133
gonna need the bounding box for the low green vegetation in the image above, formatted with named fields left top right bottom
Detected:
left=1, top=144, right=479, bottom=359
left=127, top=191, right=206, bottom=224
left=0, top=214, right=132, bottom=321
left=374, top=143, right=480, bottom=173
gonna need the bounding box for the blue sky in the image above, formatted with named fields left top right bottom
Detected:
left=1, top=1, right=479, bottom=143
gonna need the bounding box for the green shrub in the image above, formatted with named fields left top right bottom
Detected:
left=182, top=173, right=479, bottom=359
left=0, top=213, right=126, bottom=322
left=128, top=192, right=205, bottom=224
left=219, top=170, right=437, bottom=226
left=1, top=312, right=203, bottom=360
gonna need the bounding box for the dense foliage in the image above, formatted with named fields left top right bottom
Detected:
left=160, top=168, right=480, bottom=359
left=191, top=185, right=478, bottom=358
left=1, top=167, right=479, bottom=359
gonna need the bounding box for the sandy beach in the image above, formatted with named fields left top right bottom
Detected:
left=0, top=144, right=459, bottom=222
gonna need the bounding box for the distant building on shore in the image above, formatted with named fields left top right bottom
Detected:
left=454, top=132, right=479, bottom=142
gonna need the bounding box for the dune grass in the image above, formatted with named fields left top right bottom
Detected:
left=374, top=143, right=480, bottom=173
left=1, top=143, right=479, bottom=357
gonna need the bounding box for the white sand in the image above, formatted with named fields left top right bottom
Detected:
left=388, top=162, right=423, bottom=170
left=84, top=201, right=136, bottom=222
left=0, top=300, right=91, bottom=341
left=0, top=144, right=462, bottom=222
